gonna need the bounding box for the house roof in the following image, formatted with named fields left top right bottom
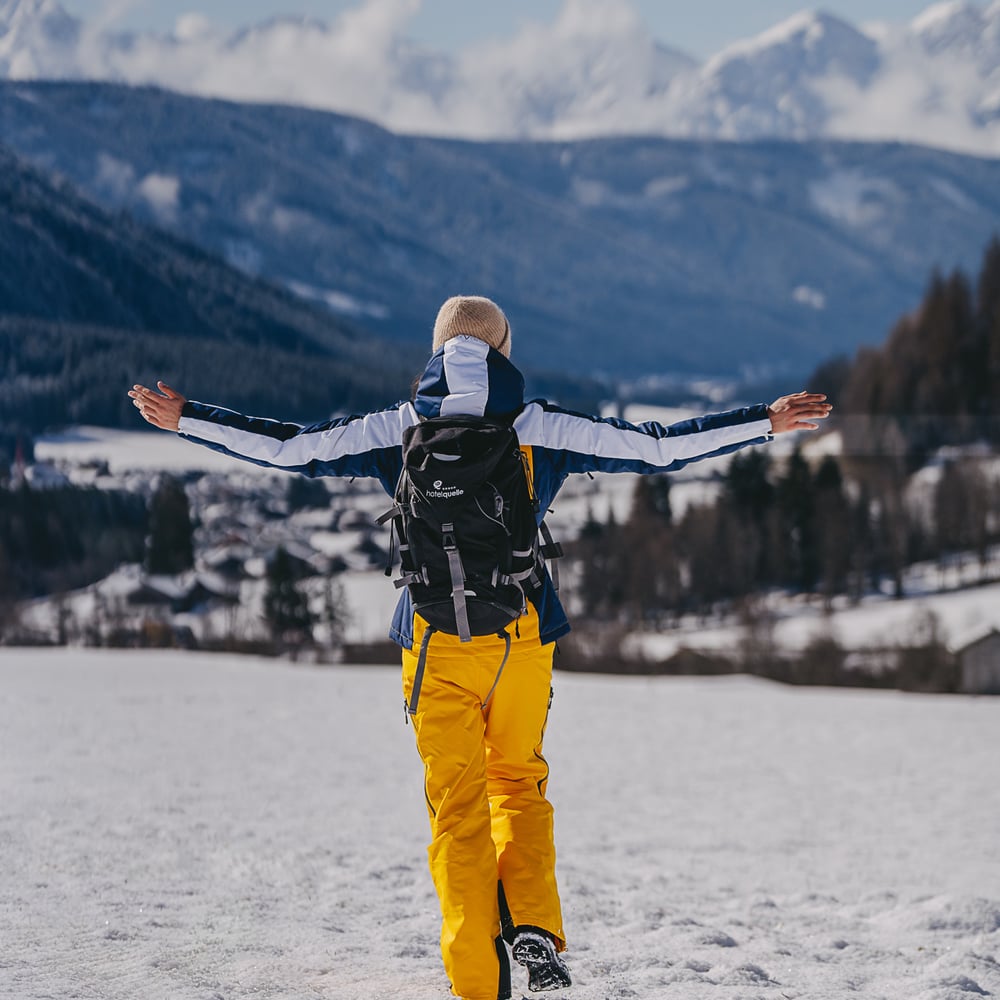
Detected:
left=948, top=625, right=1000, bottom=655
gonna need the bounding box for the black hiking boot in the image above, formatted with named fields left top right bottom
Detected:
left=511, top=929, right=571, bottom=993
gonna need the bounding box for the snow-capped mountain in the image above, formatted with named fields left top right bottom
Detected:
left=0, top=0, right=77, bottom=77
left=670, top=12, right=882, bottom=141
left=2, top=0, right=1000, bottom=154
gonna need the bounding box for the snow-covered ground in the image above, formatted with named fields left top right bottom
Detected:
left=629, top=575, right=1000, bottom=663
left=1, top=649, right=998, bottom=1000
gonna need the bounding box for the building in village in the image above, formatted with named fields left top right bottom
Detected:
left=951, top=627, right=1000, bottom=695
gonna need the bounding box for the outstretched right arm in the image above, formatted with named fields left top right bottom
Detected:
left=515, top=392, right=830, bottom=479
left=128, top=382, right=415, bottom=487
left=129, top=382, right=186, bottom=431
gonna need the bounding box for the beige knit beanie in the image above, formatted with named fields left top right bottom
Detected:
left=432, top=295, right=511, bottom=358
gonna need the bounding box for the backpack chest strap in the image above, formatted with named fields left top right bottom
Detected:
left=539, top=519, right=563, bottom=591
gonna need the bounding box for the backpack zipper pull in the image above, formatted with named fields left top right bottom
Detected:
left=518, top=449, right=541, bottom=514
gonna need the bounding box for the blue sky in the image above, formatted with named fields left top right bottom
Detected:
left=60, top=0, right=952, bottom=58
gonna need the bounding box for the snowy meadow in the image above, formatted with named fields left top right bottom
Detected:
left=1, top=650, right=998, bottom=1000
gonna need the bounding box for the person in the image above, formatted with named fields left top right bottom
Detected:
left=129, top=295, right=831, bottom=1000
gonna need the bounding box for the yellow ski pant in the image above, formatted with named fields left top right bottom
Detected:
left=401, top=604, right=565, bottom=1000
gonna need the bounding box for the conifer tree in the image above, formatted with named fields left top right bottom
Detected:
left=263, top=546, right=314, bottom=650
left=976, top=236, right=1000, bottom=440
left=676, top=502, right=734, bottom=612
left=847, top=481, right=877, bottom=602
left=933, top=459, right=990, bottom=572
left=146, top=475, right=194, bottom=575
left=776, top=450, right=819, bottom=591
left=624, top=476, right=679, bottom=622
left=323, top=572, right=348, bottom=651
left=723, top=449, right=775, bottom=588
left=814, top=455, right=851, bottom=601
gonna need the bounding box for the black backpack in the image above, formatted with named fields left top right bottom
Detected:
left=379, top=415, right=562, bottom=644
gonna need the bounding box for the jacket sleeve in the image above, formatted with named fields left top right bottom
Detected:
left=177, top=399, right=416, bottom=488
left=514, top=400, right=774, bottom=477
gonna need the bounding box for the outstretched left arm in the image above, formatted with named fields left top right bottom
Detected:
left=128, top=380, right=415, bottom=490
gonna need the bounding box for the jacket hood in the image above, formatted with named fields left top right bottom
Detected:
left=413, top=335, right=525, bottom=420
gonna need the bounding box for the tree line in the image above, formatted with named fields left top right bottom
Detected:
left=571, top=445, right=998, bottom=629
left=0, top=480, right=147, bottom=606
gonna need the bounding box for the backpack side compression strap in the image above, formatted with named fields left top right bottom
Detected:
left=441, top=522, right=472, bottom=642
left=406, top=624, right=436, bottom=716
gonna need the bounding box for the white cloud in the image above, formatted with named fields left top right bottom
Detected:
left=808, top=169, right=900, bottom=229
left=644, top=175, right=689, bottom=199
left=817, top=41, right=1000, bottom=156
left=793, top=285, right=827, bottom=310
left=76, top=0, right=137, bottom=78
left=92, top=154, right=180, bottom=222
left=286, top=280, right=390, bottom=320
left=93, top=151, right=135, bottom=201
left=445, top=0, right=693, bottom=139
left=108, top=0, right=434, bottom=126
left=136, top=173, right=180, bottom=223
left=173, top=13, right=214, bottom=42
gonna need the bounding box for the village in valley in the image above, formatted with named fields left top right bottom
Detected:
left=7, top=427, right=391, bottom=658
left=6, top=415, right=1000, bottom=696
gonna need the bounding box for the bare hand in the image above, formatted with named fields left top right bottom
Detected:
left=767, top=392, right=832, bottom=434
left=128, top=381, right=187, bottom=432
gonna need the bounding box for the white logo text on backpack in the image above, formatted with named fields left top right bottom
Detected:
left=428, top=482, right=465, bottom=498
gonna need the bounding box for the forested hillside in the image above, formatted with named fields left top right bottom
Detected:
left=566, top=237, right=1000, bottom=674
left=0, top=144, right=420, bottom=463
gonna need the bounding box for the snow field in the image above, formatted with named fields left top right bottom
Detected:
left=34, top=426, right=276, bottom=475
left=1, top=649, right=998, bottom=999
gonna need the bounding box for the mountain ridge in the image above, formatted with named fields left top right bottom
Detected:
left=2, top=0, right=1000, bottom=155
left=4, top=81, right=1000, bottom=378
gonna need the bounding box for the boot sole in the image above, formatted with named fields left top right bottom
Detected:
left=512, top=935, right=572, bottom=992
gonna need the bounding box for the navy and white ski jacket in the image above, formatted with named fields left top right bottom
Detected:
left=178, top=336, right=774, bottom=648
